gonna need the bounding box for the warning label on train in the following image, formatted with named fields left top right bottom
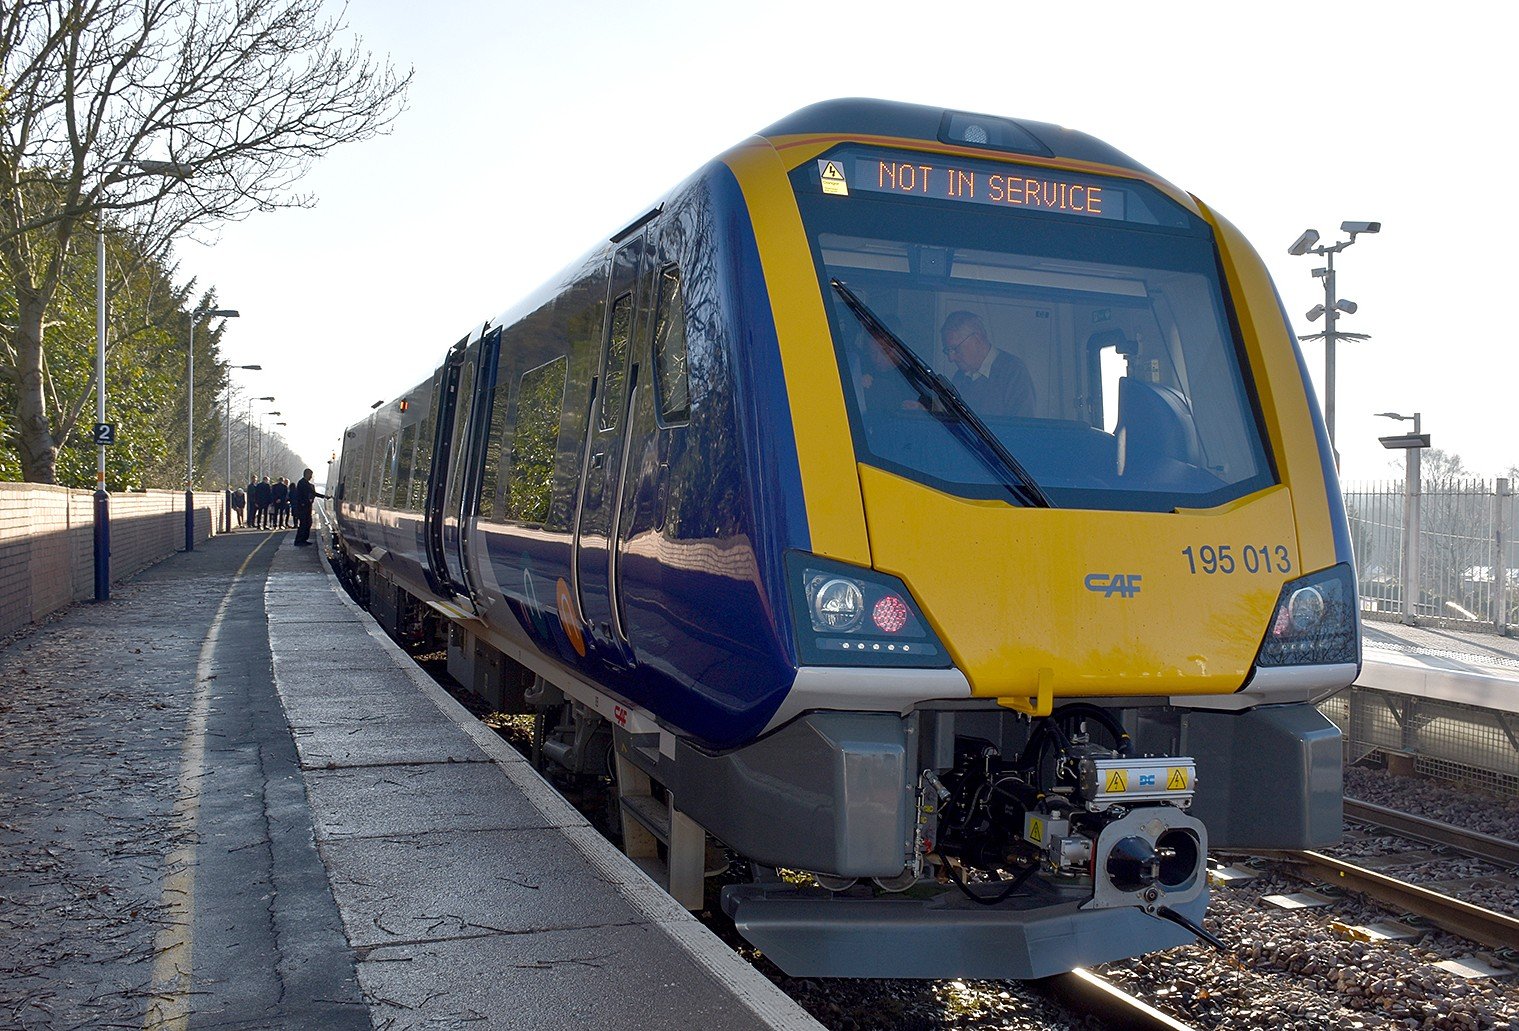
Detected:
left=818, top=160, right=849, bottom=196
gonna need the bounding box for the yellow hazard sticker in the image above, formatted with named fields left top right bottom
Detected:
left=819, top=159, right=849, bottom=196
left=1167, top=767, right=1190, bottom=791
left=1104, top=768, right=1128, bottom=793
left=1027, top=817, right=1044, bottom=843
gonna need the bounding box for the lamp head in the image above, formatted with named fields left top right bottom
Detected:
left=132, top=159, right=197, bottom=179
left=207, top=308, right=239, bottom=318
left=1335, top=299, right=1358, bottom=314
left=1288, top=229, right=1320, bottom=256
left=1375, top=411, right=1410, bottom=421
left=1306, top=304, right=1326, bottom=322
left=1340, top=221, right=1381, bottom=237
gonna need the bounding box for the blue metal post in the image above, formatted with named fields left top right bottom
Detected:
left=94, top=487, right=110, bottom=601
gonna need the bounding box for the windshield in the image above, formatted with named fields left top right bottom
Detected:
left=793, top=148, right=1274, bottom=512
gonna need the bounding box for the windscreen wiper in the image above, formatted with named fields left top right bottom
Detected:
left=830, top=278, right=1053, bottom=509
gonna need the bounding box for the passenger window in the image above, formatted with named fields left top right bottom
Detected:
left=478, top=354, right=511, bottom=521
left=652, top=265, right=690, bottom=424
left=395, top=425, right=417, bottom=512
left=412, top=404, right=434, bottom=510
left=379, top=435, right=397, bottom=507
left=506, top=356, right=568, bottom=525
left=599, top=294, right=633, bottom=431
left=366, top=433, right=383, bottom=506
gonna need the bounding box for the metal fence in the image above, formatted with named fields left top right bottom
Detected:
left=1344, top=477, right=1517, bottom=627
left=1318, top=689, right=1519, bottom=796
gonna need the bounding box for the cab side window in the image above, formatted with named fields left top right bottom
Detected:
left=652, top=264, right=690, bottom=424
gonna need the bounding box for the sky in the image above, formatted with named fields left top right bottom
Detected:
left=178, top=0, right=1515, bottom=486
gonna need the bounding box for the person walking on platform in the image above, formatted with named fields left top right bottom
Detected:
left=271, top=476, right=290, bottom=529
left=246, top=479, right=259, bottom=527
left=231, top=485, right=246, bottom=528
left=292, top=469, right=326, bottom=547
left=252, top=476, right=273, bottom=529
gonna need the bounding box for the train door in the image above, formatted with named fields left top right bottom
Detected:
left=573, top=229, right=648, bottom=660
left=438, top=329, right=502, bottom=603
left=424, top=339, right=467, bottom=597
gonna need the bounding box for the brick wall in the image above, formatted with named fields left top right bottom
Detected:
left=0, top=484, right=227, bottom=640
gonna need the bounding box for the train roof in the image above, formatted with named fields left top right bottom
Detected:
left=756, top=98, right=1163, bottom=182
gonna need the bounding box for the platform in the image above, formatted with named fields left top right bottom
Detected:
left=0, top=528, right=819, bottom=1030
left=1359, top=617, right=1519, bottom=715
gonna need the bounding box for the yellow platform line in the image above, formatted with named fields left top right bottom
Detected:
left=144, top=536, right=275, bottom=1030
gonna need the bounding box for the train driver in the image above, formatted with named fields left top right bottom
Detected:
left=939, top=310, right=1036, bottom=418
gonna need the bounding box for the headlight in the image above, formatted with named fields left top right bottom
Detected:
left=1285, top=586, right=1325, bottom=633
left=812, top=578, right=865, bottom=632
left=1256, top=563, right=1358, bottom=667
left=790, top=553, right=949, bottom=668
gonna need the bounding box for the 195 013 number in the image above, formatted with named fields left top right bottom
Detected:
left=1181, top=544, right=1291, bottom=575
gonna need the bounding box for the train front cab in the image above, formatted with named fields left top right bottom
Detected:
left=697, top=104, right=1356, bottom=979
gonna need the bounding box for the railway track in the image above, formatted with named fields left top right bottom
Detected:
left=1237, top=798, right=1519, bottom=952
left=1264, top=849, right=1519, bottom=950
left=1043, top=969, right=1198, bottom=1030
left=1344, top=796, right=1519, bottom=868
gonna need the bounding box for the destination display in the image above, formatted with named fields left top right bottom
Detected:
left=818, top=151, right=1130, bottom=222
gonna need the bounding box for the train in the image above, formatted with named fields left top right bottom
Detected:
left=330, top=98, right=1356, bottom=980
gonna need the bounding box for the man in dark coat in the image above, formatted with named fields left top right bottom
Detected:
left=252, top=476, right=273, bottom=529
left=231, top=486, right=246, bottom=528
left=270, top=476, right=290, bottom=528
left=292, top=468, right=326, bottom=547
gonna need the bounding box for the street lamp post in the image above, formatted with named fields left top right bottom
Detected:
left=186, top=309, right=239, bottom=551
left=1377, top=411, right=1430, bottom=625
left=94, top=159, right=196, bottom=601
left=247, top=396, right=275, bottom=484
left=272, top=422, right=289, bottom=479
left=1288, top=221, right=1381, bottom=467
left=224, top=366, right=262, bottom=531
left=260, top=411, right=282, bottom=477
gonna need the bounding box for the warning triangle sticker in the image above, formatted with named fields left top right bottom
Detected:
left=819, top=159, right=849, bottom=196
left=1104, top=769, right=1128, bottom=793
left=1167, top=767, right=1189, bottom=791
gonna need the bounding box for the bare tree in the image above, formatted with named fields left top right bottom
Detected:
left=0, top=0, right=410, bottom=483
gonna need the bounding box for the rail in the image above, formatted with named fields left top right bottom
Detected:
left=1044, top=969, right=1198, bottom=1031
left=1258, top=849, right=1519, bottom=951
left=1344, top=797, right=1519, bottom=868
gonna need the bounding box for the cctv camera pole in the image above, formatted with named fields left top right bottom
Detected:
left=1290, top=223, right=1378, bottom=470
left=1321, top=253, right=1340, bottom=457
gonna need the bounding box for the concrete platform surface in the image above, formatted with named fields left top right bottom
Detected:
left=0, top=528, right=821, bottom=1030
left=1360, top=617, right=1519, bottom=714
